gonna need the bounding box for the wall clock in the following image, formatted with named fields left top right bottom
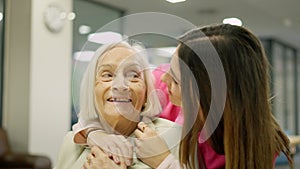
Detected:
left=43, top=4, right=66, bottom=33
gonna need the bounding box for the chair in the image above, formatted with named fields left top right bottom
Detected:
left=0, top=128, right=52, bottom=169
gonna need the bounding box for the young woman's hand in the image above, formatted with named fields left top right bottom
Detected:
left=134, top=122, right=171, bottom=168
left=83, top=146, right=127, bottom=169
left=87, top=131, right=133, bottom=166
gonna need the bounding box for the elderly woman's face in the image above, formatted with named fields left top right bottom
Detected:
left=94, top=47, right=147, bottom=129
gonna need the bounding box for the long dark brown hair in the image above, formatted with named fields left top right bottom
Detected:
left=177, top=24, right=293, bottom=169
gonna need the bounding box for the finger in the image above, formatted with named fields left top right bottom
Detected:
left=86, top=153, right=94, bottom=163
left=98, top=144, right=113, bottom=158
left=103, top=145, right=114, bottom=159
left=116, top=137, right=133, bottom=156
left=86, top=153, right=94, bottom=168
left=142, top=125, right=154, bottom=133
left=134, top=141, right=145, bottom=159
left=101, top=145, right=113, bottom=158
left=118, top=143, right=133, bottom=166
left=137, top=122, right=147, bottom=132
left=110, top=146, right=120, bottom=164
left=114, top=136, right=133, bottom=157
left=83, top=158, right=92, bottom=169
left=83, top=162, right=89, bottom=169
left=101, top=143, right=121, bottom=164
left=91, top=146, right=106, bottom=158
left=123, top=140, right=133, bottom=166
left=112, top=155, right=120, bottom=164
left=113, top=137, right=133, bottom=166
left=105, top=141, right=118, bottom=157
left=134, top=138, right=142, bottom=148
left=134, top=128, right=144, bottom=138
left=115, top=148, right=125, bottom=165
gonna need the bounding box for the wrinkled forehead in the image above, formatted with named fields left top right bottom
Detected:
left=97, top=46, right=144, bottom=70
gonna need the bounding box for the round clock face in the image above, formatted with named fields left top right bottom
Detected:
left=43, top=4, right=66, bottom=33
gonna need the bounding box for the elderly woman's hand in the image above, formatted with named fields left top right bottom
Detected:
left=134, top=122, right=171, bottom=168
left=87, top=131, right=133, bottom=166
left=83, top=146, right=127, bottom=169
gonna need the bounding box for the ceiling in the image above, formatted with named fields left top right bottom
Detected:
left=93, top=0, right=300, bottom=50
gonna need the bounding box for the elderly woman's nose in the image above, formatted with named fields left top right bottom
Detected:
left=112, top=75, right=129, bottom=92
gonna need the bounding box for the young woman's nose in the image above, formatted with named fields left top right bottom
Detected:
left=112, top=75, right=129, bottom=92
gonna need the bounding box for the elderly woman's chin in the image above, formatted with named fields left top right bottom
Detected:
left=102, top=102, right=141, bottom=122
left=100, top=103, right=140, bottom=136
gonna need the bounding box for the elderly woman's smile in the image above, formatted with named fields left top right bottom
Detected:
left=107, top=98, right=132, bottom=102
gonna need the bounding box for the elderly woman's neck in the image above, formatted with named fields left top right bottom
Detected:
left=112, top=121, right=138, bottom=136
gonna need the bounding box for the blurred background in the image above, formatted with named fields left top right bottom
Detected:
left=0, top=0, right=299, bottom=168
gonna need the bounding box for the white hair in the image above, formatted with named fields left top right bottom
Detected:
left=78, top=41, right=162, bottom=123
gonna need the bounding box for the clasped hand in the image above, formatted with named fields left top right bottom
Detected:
left=84, top=122, right=170, bottom=168
left=134, top=122, right=171, bottom=168
left=87, top=131, right=133, bottom=166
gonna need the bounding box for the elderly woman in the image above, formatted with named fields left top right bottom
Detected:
left=55, top=42, right=181, bottom=169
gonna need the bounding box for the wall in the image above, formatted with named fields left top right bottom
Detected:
left=3, top=0, right=72, bottom=165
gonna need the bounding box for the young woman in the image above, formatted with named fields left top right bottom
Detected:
left=134, top=24, right=294, bottom=169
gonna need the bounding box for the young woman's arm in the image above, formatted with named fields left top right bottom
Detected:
left=134, top=121, right=182, bottom=168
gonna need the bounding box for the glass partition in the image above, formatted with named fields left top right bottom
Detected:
left=262, top=38, right=299, bottom=135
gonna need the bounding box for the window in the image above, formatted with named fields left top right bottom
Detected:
left=262, top=38, right=299, bottom=135
left=71, top=0, right=124, bottom=125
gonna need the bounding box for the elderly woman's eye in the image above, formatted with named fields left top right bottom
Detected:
left=102, top=73, right=112, bottom=77
left=126, top=71, right=140, bottom=81
left=100, top=72, right=113, bottom=81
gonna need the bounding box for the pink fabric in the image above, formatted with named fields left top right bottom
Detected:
left=198, top=141, right=225, bottom=169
